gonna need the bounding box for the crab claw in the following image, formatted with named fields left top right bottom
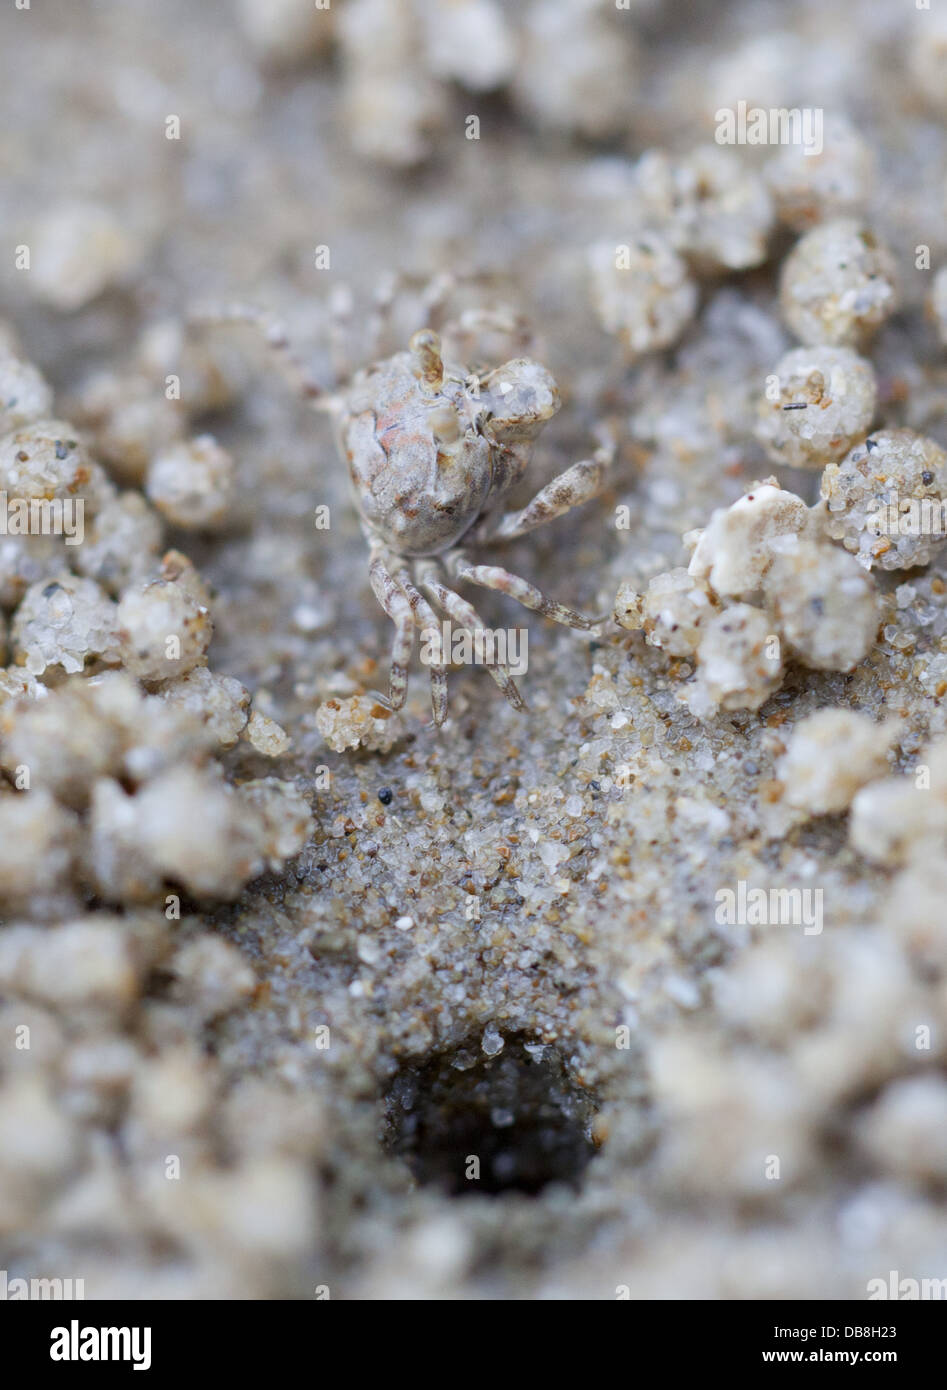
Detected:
left=479, top=358, right=561, bottom=444
left=410, top=329, right=445, bottom=393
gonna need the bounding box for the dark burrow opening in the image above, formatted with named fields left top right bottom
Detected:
left=382, top=1033, right=599, bottom=1197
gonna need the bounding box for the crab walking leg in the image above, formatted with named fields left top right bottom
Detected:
left=366, top=269, right=455, bottom=351
left=417, top=563, right=526, bottom=712
left=420, top=271, right=464, bottom=331
left=418, top=268, right=505, bottom=330
left=366, top=267, right=506, bottom=355
left=187, top=302, right=330, bottom=407
left=449, top=553, right=596, bottom=631
left=368, top=551, right=415, bottom=712
left=394, top=570, right=449, bottom=725
left=481, top=444, right=613, bottom=543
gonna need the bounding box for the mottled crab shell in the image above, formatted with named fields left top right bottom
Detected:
left=339, top=350, right=492, bottom=557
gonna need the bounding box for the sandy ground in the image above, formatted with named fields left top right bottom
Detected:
left=1, top=0, right=947, bottom=1299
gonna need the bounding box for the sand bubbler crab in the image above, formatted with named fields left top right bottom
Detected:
left=191, top=285, right=613, bottom=724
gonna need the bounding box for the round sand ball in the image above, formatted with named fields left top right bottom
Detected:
left=764, top=114, right=875, bottom=232
left=0, top=789, right=79, bottom=912
left=0, top=677, right=128, bottom=809
left=857, top=1076, right=947, bottom=1183
left=169, top=934, right=256, bottom=1020
left=694, top=603, right=783, bottom=712
left=417, top=0, right=515, bottom=92
left=237, top=0, right=334, bottom=66
left=588, top=233, right=697, bottom=359
left=675, top=145, right=774, bottom=272
left=29, top=202, right=140, bottom=313
left=338, top=0, right=448, bottom=168
left=763, top=539, right=880, bottom=671
left=92, top=766, right=265, bottom=901
left=156, top=666, right=250, bottom=749
left=238, top=778, right=313, bottom=868
left=315, top=693, right=403, bottom=752
left=74, top=371, right=184, bottom=487
left=820, top=429, right=947, bottom=571
left=0, top=355, right=54, bottom=434
left=849, top=774, right=934, bottom=869
left=779, top=219, right=898, bottom=347
left=0, top=534, right=64, bottom=611
left=908, top=10, right=947, bottom=115
left=756, top=346, right=876, bottom=469
left=12, top=574, right=121, bottom=676
left=778, top=708, right=897, bottom=817
left=687, top=485, right=808, bottom=600
left=622, top=151, right=688, bottom=253
left=74, top=491, right=164, bottom=595
left=116, top=579, right=213, bottom=683
left=138, top=318, right=252, bottom=416
left=146, top=435, right=235, bottom=530
left=0, top=418, right=109, bottom=511
left=511, top=0, right=639, bottom=140
left=636, top=568, right=718, bottom=656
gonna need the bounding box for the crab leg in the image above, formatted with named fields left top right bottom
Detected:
left=448, top=553, right=596, bottom=630
left=367, top=270, right=402, bottom=361
left=368, top=551, right=415, bottom=712
left=188, top=302, right=332, bottom=408
left=480, top=443, right=612, bottom=543
left=394, top=570, right=449, bottom=726
left=417, top=562, right=525, bottom=712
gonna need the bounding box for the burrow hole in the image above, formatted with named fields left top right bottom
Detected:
left=383, top=1032, right=599, bottom=1198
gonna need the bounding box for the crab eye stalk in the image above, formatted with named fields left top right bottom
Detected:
left=410, top=329, right=445, bottom=393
